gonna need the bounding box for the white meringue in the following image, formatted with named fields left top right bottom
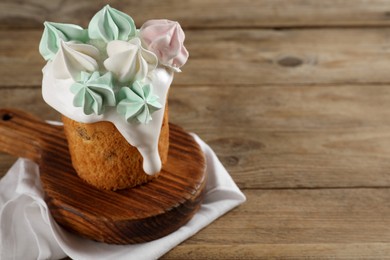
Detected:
left=52, top=41, right=99, bottom=80
left=104, top=38, right=158, bottom=83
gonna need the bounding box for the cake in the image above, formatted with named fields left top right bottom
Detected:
left=39, top=5, right=189, bottom=190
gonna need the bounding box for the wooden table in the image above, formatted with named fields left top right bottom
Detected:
left=2, top=0, right=390, bottom=258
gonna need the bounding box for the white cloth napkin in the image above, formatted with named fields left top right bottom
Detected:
left=0, top=134, right=246, bottom=260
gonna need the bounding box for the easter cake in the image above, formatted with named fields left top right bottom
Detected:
left=39, top=5, right=189, bottom=190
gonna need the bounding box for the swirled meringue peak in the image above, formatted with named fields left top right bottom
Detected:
left=104, top=38, right=158, bottom=83
left=39, top=22, right=88, bottom=61
left=70, top=71, right=116, bottom=115
left=88, top=5, right=136, bottom=43
left=117, top=81, right=162, bottom=124
left=52, top=40, right=99, bottom=80
left=140, top=19, right=189, bottom=72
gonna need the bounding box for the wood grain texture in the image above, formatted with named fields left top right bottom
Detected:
left=0, top=109, right=206, bottom=244
left=170, top=85, right=390, bottom=189
left=163, top=189, right=390, bottom=259
left=0, top=154, right=17, bottom=175
left=164, top=244, right=390, bottom=260
left=0, top=108, right=67, bottom=163
left=2, top=85, right=390, bottom=189
left=4, top=28, right=390, bottom=87
left=3, top=0, right=390, bottom=29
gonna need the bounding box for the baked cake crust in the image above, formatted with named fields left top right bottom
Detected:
left=62, top=106, right=169, bottom=190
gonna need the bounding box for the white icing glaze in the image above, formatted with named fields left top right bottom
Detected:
left=42, top=62, right=173, bottom=175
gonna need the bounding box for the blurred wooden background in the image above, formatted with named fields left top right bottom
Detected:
left=3, top=0, right=390, bottom=258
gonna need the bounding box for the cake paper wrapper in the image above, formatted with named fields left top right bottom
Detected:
left=0, top=134, right=246, bottom=260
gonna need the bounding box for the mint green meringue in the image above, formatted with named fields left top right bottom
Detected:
left=70, top=71, right=116, bottom=115
left=39, top=22, right=88, bottom=61
left=117, top=81, right=162, bottom=124
left=88, top=5, right=136, bottom=43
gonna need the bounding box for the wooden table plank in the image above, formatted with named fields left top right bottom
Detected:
left=171, top=85, right=390, bottom=188
left=2, top=0, right=390, bottom=29
left=164, top=244, right=390, bottom=259
left=3, top=28, right=390, bottom=88
left=163, top=189, right=390, bottom=259
left=0, top=154, right=17, bottom=175
left=2, top=85, right=390, bottom=189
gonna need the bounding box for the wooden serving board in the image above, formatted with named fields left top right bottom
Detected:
left=0, top=108, right=206, bottom=244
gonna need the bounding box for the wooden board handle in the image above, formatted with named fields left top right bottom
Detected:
left=0, top=108, right=65, bottom=163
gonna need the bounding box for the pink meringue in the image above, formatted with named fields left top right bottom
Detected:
left=140, top=19, right=189, bottom=72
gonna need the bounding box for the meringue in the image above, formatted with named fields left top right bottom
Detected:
left=39, top=22, right=88, bottom=61
left=52, top=41, right=99, bottom=80
left=104, top=38, right=158, bottom=83
left=140, top=19, right=189, bottom=72
left=117, top=82, right=162, bottom=124
left=70, top=71, right=116, bottom=115
left=88, top=5, right=136, bottom=43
